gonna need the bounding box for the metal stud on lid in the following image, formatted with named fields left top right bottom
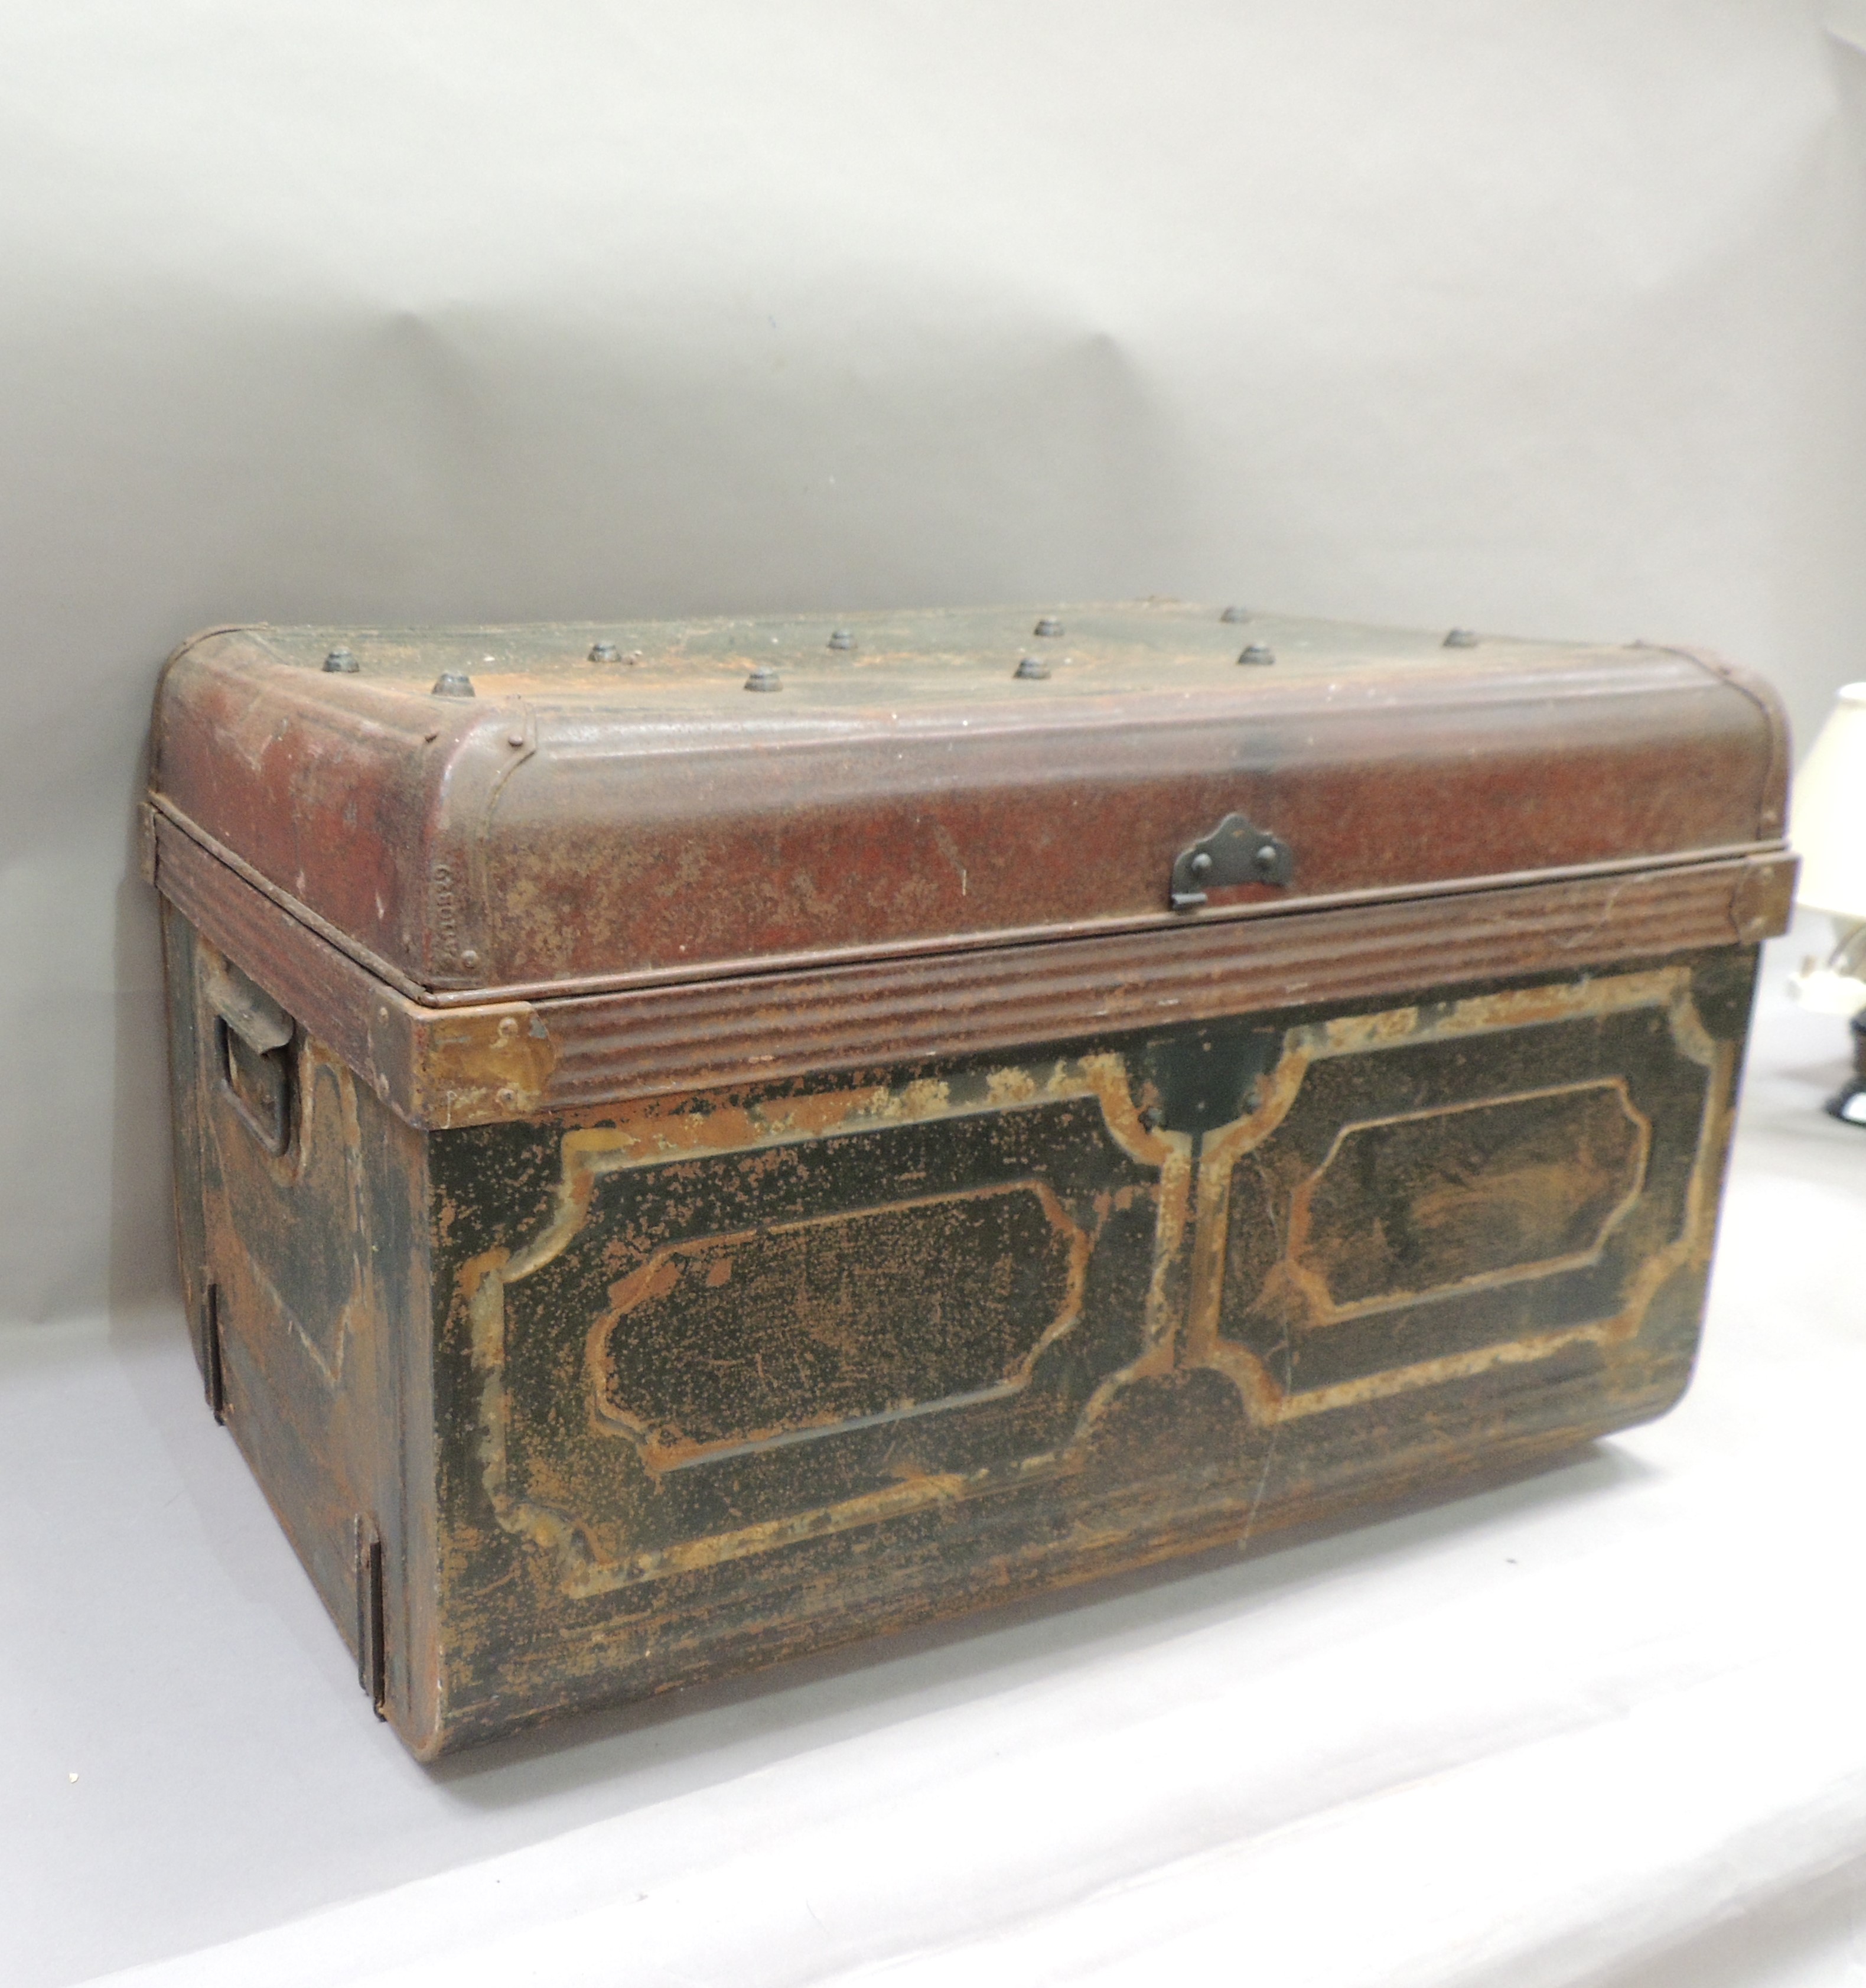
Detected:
left=1014, top=655, right=1050, bottom=680
left=827, top=629, right=854, bottom=650
left=431, top=671, right=475, bottom=698
left=1237, top=643, right=1274, bottom=666
left=744, top=664, right=783, bottom=692
left=588, top=642, right=618, bottom=663
left=1033, top=617, right=1063, bottom=637
left=322, top=646, right=359, bottom=673
left=1220, top=606, right=1249, bottom=624
left=1444, top=629, right=1480, bottom=648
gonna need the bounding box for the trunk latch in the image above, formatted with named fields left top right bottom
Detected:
left=1170, top=813, right=1294, bottom=910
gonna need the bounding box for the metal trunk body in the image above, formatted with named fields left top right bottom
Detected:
left=148, top=604, right=1793, bottom=1756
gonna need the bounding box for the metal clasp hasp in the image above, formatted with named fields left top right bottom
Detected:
left=1170, top=812, right=1294, bottom=910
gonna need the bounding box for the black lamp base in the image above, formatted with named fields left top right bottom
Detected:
left=1826, top=1015, right=1866, bottom=1128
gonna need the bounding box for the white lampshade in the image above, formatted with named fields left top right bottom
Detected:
left=1791, top=683, right=1866, bottom=919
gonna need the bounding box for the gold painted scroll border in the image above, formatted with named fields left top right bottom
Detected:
left=1186, top=967, right=1727, bottom=1425
left=458, top=1052, right=1189, bottom=1596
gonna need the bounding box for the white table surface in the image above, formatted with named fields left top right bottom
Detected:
left=5, top=929, right=1864, bottom=1988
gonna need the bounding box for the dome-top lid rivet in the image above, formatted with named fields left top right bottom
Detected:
left=745, top=664, right=783, bottom=692
left=1237, top=643, right=1275, bottom=666
left=431, top=671, right=475, bottom=698
left=827, top=629, right=854, bottom=650
left=1014, top=655, right=1051, bottom=681
left=588, top=642, right=618, bottom=662
left=323, top=646, right=359, bottom=673
left=1444, top=628, right=1480, bottom=648
left=1033, top=617, right=1063, bottom=637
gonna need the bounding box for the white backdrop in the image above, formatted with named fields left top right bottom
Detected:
left=2, top=1, right=1864, bottom=1322
left=6, top=9, right=1866, bottom=1985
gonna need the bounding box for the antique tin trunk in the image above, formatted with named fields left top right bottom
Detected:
left=146, top=604, right=1793, bottom=1756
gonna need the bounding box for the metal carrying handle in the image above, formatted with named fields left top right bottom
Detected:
left=201, top=950, right=296, bottom=1154
left=201, top=952, right=293, bottom=1054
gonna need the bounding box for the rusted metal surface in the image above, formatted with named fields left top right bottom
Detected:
left=149, top=605, right=1788, bottom=997
left=164, top=896, right=1763, bottom=1755
left=416, top=951, right=1752, bottom=1751
left=154, top=806, right=1791, bottom=1129
left=147, top=787, right=1790, bottom=1010
left=150, top=606, right=1788, bottom=1757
